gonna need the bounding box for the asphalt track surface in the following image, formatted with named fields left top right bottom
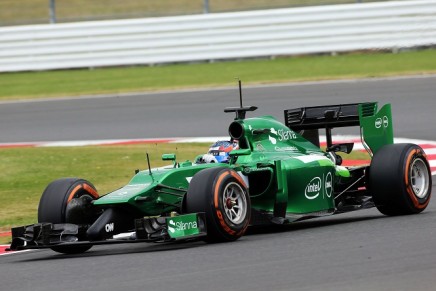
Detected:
left=1, top=75, right=436, bottom=291
left=0, top=75, right=435, bottom=143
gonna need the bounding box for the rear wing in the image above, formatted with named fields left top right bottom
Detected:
left=284, top=102, right=393, bottom=156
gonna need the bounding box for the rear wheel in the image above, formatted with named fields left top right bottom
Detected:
left=38, top=178, right=99, bottom=254
left=369, top=144, right=432, bottom=215
left=186, top=167, right=251, bottom=242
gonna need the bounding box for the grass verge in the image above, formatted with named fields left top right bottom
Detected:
left=0, top=143, right=209, bottom=232
left=0, top=0, right=376, bottom=25
left=1, top=49, right=436, bottom=101
left=0, top=143, right=369, bottom=244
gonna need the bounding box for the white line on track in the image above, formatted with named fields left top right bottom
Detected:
left=0, top=245, right=31, bottom=256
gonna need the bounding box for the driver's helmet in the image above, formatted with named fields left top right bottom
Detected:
left=198, top=140, right=239, bottom=163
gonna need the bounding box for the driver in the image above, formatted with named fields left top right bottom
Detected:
left=196, top=140, right=239, bottom=164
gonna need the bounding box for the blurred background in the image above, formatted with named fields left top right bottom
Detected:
left=0, top=0, right=398, bottom=26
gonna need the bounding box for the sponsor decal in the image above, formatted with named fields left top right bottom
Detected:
left=275, top=146, right=298, bottom=152
left=271, top=128, right=297, bottom=141
left=325, top=172, right=333, bottom=198
left=243, top=167, right=252, bottom=174
left=375, top=116, right=389, bottom=129
left=278, top=129, right=297, bottom=141
left=305, top=171, right=334, bottom=200
left=305, top=177, right=322, bottom=200
left=168, top=220, right=198, bottom=233
left=166, top=214, right=200, bottom=238
left=256, top=142, right=266, bottom=151
left=269, top=135, right=277, bottom=145
left=383, top=116, right=389, bottom=128
left=375, top=118, right=382, bottom=128
left=105, top=223, right=114, bottom=233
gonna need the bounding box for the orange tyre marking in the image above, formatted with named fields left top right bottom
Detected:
left=404, top=149, right=429, bottom=209
left=83, top=183, right=99, bottom=199
left=214, top=171, right=229, bottom=208
left=67, top=184, right=83, bottom=203
left=404, top=149, right=417, bottom=186
left=213, top=170, right=240, bottom=236
left=230, top=171, right=248, bottom=189
left=67, top=183, right=99, bottom=203
left=216, top=210, right=236, bottom=236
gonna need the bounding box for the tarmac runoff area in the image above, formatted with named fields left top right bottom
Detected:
left=1, top=135, right=435, bottom=255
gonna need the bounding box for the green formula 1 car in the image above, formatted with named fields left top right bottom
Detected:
left=9, top=98, right=432, bottom=254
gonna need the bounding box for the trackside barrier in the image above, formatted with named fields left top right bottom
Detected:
left=0, top=0, right=435, bottom=72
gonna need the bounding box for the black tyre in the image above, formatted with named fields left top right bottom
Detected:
left=186, top=167, right=251, bottom=242
left=38, top=178, right=99, bottom=254
left=369, top=143, right=432, bottom=215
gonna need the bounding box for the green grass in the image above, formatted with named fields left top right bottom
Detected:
left=0, top=144, right=210, bottom=234
left=0, top=144, right=369, bottom=243
left=0, top=0, right=378, bottom=25
left=1, top=49, right=436, bottom=101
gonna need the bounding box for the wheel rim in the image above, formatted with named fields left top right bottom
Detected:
left=222, top=182, right=247, bottom=224
left=410, top=158, right=430, bottom=199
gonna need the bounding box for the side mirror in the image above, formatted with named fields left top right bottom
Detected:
left=228, top=149, right=251, bottom=165
left=162, top=153, right=176, bottom=161
left=326, top=143, right=354, bottom=154
left=162, top=153, right=177, bottom=167
left=229, top=149, right=251, bottom=157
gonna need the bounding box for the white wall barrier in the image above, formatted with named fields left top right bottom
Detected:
left=0, top=0, right=435, bottom=72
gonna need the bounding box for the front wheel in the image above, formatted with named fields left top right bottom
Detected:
left=38, top=178, right=99, bottom=254
left=369, top=143, right=432, bottom=215
left=186, top=167, right=251, bottom=242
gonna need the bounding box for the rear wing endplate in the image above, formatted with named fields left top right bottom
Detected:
left=284, top=102, right=393, bottom=156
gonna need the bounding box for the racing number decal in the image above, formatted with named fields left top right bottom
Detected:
left=404, top=149, right=430, bottom=209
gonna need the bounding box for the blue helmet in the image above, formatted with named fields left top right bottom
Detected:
left=205, top=140, right=239, bottom=163
left=207, top=141, right=233, bottom=163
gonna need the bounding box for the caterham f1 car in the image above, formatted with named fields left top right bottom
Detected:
left=9, top=98, right=432, bottom=254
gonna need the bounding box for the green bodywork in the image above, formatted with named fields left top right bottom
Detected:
left=94, top=102, right=393, bottom=223
left=359, top=103, right=394, bottom=156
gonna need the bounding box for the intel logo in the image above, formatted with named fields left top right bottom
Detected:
left=305, top=177, right=321, bottom=200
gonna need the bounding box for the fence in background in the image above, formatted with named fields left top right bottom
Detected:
left=0, top=0, right=385, bottom=26
left=0, top=0, right=435, bottom=72
left=45, top=0, right=365, bottom=23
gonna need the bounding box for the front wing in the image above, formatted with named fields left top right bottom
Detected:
left=8, top=213, right=207, bottom=251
